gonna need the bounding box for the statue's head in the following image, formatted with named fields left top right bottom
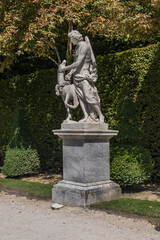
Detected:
left=68, top=30, right=83, bottom=44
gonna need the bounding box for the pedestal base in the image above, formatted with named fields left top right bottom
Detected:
left=52, top=180, right=121, bottom=207
left=52, top=122, right=121, bottom=207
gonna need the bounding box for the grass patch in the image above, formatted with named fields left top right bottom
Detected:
left=91, top=198, right=160, bottom=219
left=1, top=178, right=160, bottom=220
left=0, top=178, right=52, bottom=199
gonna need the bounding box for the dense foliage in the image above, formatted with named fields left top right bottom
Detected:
left=0, top=78, right=15, bottom=166
left=110, top=98, right=154, bottom=186
left=0, top=42, right=159, bottom=180
left=110, top=144, right=154, bottom=186
left=0, top=0, right=159, bottom=72
left=96, top=43, right=160, bottom=180
left=2, top=104, right=40, bottom=176
left=0, top=68, right=64, bottom=171
left=2, top=147, right=40, bottom=177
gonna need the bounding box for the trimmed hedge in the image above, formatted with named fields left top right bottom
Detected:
left=0, top=43, right=160, bottom=178
left=17, top=69, right=65, bottom=170
left=110, top=97, right=154, bottom=186
left=0, top=69, right=65, bottom=171
left=0, top=78, right=16, bottom=166
left=96, top=43, right=160, bottom=179
left=2, top=104, right=41, bottom=177
left=2, top=147, right=40, bottom=177
left=110, top=144, right=154, bottom=186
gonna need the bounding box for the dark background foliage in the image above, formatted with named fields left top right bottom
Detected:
left=0, top=68, right=65, bottom=171
left=0, top=43, right=160, bottom=179
left=96, top=43, right=160, bottom=179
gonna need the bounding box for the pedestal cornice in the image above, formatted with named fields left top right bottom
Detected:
left=53, top=122, right=118, bottom=140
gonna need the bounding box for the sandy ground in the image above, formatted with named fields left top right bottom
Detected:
left=0, top=191, right=160, bottom=240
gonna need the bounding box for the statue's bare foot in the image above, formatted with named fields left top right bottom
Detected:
left=64, top=115, right=72, bottom=122
left=79, top=116, right=89, bottom=123
left=94, top=118, right=99, bottom=122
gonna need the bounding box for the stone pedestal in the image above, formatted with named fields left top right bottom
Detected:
left=52, top=122, right=121, bottom=207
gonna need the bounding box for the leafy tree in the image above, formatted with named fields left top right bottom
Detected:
left=0, top=0, right=159, bottom=72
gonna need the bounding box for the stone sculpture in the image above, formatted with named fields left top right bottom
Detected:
left=56, top=30, right=104, bottom=123
left=55, top=60, right=79, bottom=121
left=52, top=30, right=121, bottom=207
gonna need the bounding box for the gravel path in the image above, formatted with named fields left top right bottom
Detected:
left=0, top=191, right=159, bottom=240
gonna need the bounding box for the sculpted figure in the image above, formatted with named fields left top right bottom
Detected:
left=55, top=60, right=79, bottom=121
left=58, top=30, right=104, bottom=123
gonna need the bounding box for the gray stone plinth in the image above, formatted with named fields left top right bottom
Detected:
left=52, top=122, right=121, bottom=206
left=63, top=138, right=110, bottom=183
left=52, top=180, right=121, bottom=207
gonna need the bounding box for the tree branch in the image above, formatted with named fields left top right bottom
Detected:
left=66, top=22, right=73, bottom=65
left=54, top=46, right=61, bottom=65
left=45, top=54, right=59, bottom=66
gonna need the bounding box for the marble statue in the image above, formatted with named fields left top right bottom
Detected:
left=57, top=30, right=104, bottom=124
left=55, top=60, right=79, bottom=121
left=53, top=31, right=121, bottom=206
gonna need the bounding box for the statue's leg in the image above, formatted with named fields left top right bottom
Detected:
left=64, top=94, right=72, bottom=121
left=65, top=106, right=72, bottom=121
left=92, top=104, right=104, bottom=124
left=78, top=98, right=89, bottom=122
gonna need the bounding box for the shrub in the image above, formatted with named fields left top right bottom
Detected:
left=97, top=43, right=160, bottom=179
left=2, top=104, right=41, bottom=177
left=110, top=97, right=154, bottom=186
left=110, top=144, right=154, bottom=187
left=2, top=147, right=40, bottom=177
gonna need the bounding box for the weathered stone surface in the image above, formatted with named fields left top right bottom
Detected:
left=56, top=30, right=104, bottom=123
left=52, top=180, right=121, bottom=207
left=63, top=139, right=110, bottom=183
left=54, top=123, right=118, bottom=140
left=53, top=32, right=119, bottom=206
left=52, top=123, right=121, bottom=206
left=61, top=122, right=108, bottom=130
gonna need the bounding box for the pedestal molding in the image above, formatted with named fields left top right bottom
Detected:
left=52, top=123, right=121, bottom=206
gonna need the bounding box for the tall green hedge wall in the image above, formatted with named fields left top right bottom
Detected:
left=0, top=69, right=65, bottom=170
left=0, top=43, right=160, bottom=176
left=0, top=79, right=15, bottom=166
left=97, top=43, right=160, bottom=177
